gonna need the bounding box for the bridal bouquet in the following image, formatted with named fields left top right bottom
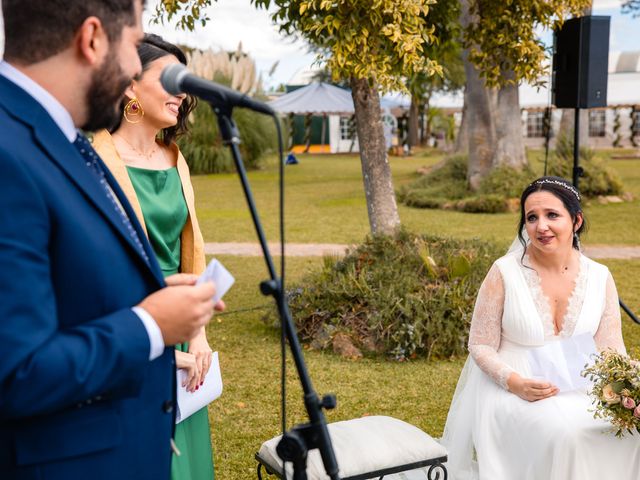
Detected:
left=582, top=350, right=640, bottom=437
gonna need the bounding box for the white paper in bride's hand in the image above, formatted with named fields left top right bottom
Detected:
left=197, top=258, right=235, bottom=303
left=175, top=352, right=223, bottom=424
left=527, top=333, right=597, bottom=392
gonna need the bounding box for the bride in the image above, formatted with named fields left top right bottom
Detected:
left=441, top=176, right=640, bottom=480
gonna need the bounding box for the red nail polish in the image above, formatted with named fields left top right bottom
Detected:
left=196, top=385, right=199, bottom=390
left=200, top=381, right=204, bottom=386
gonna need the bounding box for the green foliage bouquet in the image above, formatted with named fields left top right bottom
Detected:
left=582, top=351, right=640, bottom=437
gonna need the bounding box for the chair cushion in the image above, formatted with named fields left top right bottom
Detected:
left=257, top=415, right=447, bottom=479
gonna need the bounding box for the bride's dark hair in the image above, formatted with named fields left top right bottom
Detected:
left=517, top=176, right=587, bottom=254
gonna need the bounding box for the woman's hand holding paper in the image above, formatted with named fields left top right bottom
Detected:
left=507, top=372, right=559, bottom=402
left=176, top=350, right=200, bottom=392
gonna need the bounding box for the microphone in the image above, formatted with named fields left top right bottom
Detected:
left=160, top=64, right=274, bottom=116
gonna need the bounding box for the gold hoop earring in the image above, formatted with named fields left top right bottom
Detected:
left=124, top=98, right=144, bottom=124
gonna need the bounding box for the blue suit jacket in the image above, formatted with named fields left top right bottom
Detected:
left=0, top=75, right=175, bottom=478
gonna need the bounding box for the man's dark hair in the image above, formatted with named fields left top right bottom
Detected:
left=2, top=0, right=141, bottom=64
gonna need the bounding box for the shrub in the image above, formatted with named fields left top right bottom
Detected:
left=397, top=155, right=468, bottom=205
left=401, top=191, right=449, bottom=209
left=177, top=80, right=279, bottom=174
left=549, top=134, right=624, bottom=197
left=457, top=194, right=509, bottom=213
left=285, top=230, right=502, bottom=361
left=478, top=163, right=537, bottom=198
left=399, top=155, right=536, bottom=213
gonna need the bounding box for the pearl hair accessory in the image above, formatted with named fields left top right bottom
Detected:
left=532, top=178, right=581, bottom=201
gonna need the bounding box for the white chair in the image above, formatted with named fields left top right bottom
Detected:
left=256, top=416, right=448, bottom=480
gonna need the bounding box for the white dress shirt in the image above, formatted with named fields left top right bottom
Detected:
left=0, top=60, right=165, bottom=361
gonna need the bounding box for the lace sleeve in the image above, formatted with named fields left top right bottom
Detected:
left=468, top=263, right=515, bottom=389
left=594, top=272, right=627, bottom=355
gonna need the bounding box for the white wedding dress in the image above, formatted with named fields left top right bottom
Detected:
left=441, top=251, right=640, bottom=480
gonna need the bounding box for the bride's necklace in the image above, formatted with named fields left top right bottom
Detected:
left=528, top=249, right=576, bottom=276
left=115, top=133, right=158, bottom=160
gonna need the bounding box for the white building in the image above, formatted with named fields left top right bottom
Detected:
left=279, top=51, right=640, bottom=152
left=431, top=51, right=640, bottom=149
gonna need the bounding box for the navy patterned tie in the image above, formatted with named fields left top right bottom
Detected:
left=73, top=133, right=150, bottom=265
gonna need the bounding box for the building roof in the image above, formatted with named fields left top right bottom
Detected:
left=268, top=81, right=355, bottom=115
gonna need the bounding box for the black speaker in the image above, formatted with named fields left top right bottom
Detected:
left=552, top=16, right=610, bottom=109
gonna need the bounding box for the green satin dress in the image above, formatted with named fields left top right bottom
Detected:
left=127, top=166, right=215, bottom=480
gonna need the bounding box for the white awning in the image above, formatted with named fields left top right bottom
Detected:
left=268, top=82, right=355, bottom=115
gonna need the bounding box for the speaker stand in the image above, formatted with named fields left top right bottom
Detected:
left=572, top=108, right=584, bottom=189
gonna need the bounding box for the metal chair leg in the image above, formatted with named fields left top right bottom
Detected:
left=427, top=462, right=448, bottom=480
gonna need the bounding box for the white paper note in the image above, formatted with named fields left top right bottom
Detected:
left=197, top=258, right=235, bottom=303
left=527, top=333, right=596, bottom=392
left=175, top=352, right=223, bottom=423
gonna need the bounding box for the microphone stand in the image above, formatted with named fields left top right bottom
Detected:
left=212, top=103, right=341, bottom=480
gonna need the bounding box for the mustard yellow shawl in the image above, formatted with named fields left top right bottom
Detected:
left=92, top=130, right=206, bottom=275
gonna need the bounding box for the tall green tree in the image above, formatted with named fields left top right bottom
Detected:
left=153, top=0, right=214, bottom=30
left=153, top=0, right=441, bottom=233
left=406, top=0, right=464, bottom=148
left=460, top=0, right=590, bottom=189
left=251, top=0, right=441, bottom=235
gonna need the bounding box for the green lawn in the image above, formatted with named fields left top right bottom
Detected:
left=207, top=255, right=465, bottom=478
left=198, top=150, right=640, bottom=480
left=193, top=149, right=640, bottom=246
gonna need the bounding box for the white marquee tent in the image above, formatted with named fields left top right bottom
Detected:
left=268, top=82, right=356, bottom=152
left=268, top=81, right=355, bottom=115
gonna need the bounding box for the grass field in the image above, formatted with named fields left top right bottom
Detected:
left=197, top=149, right=640, bottom=479
left=192, top=148, right=640, bottom=246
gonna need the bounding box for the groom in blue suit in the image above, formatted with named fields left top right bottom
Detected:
left=0, top=1, right=218, bottom=478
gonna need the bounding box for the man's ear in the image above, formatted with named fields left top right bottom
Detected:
left=76, top=16, right=108, bottom=66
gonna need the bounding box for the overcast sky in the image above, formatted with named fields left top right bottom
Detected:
left=142, top=0, right=637, bottom=89
left=0, top=0, right=637, bottom=89
left=143, top=0, right=316, bottom=89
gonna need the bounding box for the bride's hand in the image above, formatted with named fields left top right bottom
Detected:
left=507, top=373, right=559, bottom=402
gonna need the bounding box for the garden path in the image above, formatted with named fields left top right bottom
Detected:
left=204, top=242, right=640, bottom=259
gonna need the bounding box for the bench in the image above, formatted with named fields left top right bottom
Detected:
left=256, top=416, right=448, bottom=479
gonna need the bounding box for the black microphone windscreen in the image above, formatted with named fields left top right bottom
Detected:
left=160, top=64, right=188, bottom=96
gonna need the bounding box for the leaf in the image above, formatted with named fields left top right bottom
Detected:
left=612, top=381, right=626, bottom=394
left=417, top=241, right=438, bottom=279
left=448, top=254, right=471, bottom=279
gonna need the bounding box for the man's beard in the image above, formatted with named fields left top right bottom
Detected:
left=82, top=49, right=132, bottom=132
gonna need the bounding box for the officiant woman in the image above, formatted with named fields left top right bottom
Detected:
left=92, top=34, right=218, bottom=480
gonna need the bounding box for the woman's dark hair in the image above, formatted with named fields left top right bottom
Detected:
left=517, top=176, right=587, bottom=253
left=126, top=33, right=197, bottom=145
